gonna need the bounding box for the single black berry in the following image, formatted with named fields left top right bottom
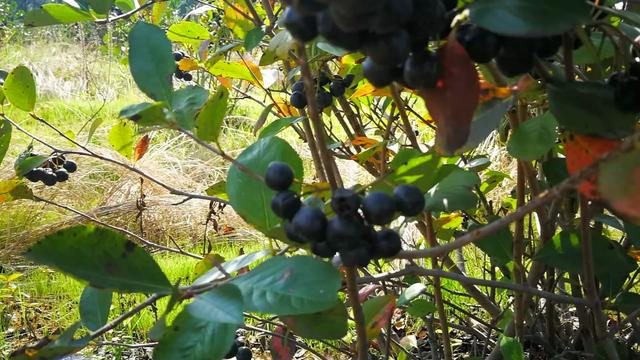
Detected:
left=362, top=192, right=397, bottom=225
left=288, top=0, right=327, bottom=15
left=329, top=81, right=346, bottom=97
left=393, top=184, right=425, bottom=217
left=362, top=58, right=398, bottom=88
left=224, top=342, right=239, bottom=359
left=285, top=221, right=307, bottom=244
left=282, top=7, right=318, bottom=43
left=342, top=74, right=355, bottom=88
left=326, top=216, right=368, bottom=251
left=291, top=206, right=328, bottom=243
left=364, top=30, right=411, bottom=67
left=629, top=61, right=640, bottom=78
left=340, top=246, right=372, bottom=267
left=183, top=73, right=193, bottom=81
left=455, top=24, right=502, bottom=64
left=316, top=9, right=366, bottom=51
left=495, top=38, right=535, bottom=77
left=372, top=229, right=402, bottom=258
left=331, top=188, right=361, bottom=217
left=271, top=191, right=302, bottom=220
left=317, top=71, right=330, bottom=86
left=290, top=91, right=307, bottom=109
left=403, top=51, right=441, bottom=89
left=311, top=240, right=337, bottom=258
left=236, top=346, right=252, bottom=360
left=55, top=169, right=70, bottom=183
left=370, top=0, right=413, bottom=34
left=63, top=160, right=77, bottom=173
left=316, top=90, right=333, bottom=109
left=41, top=169, right=57, bottom=186
left=174, top=52, right=184, bottom=61
left=265, top=161, right=295, bottom=191
left=292, top=80, right=305, bottom=93
left=533, top=36, right=561, bottom=58
left=174, top=68, right=185, bottom=80
left=235, top=337, right=246, bottom=347
left=25, top=168, right=45, bottom=182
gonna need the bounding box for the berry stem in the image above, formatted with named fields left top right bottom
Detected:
left=344, top=266, right=369, bottom=360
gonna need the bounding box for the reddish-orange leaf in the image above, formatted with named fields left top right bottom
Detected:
left=350, top=82, right=392, bottom=98
left=358, top=284, right=380, bottom=303
left=216, top=76, right=232, bottom=89
left=270, top=326, right=296, bottom=360
left=563, top=134, right=622, bottom=200
left=364, top=295, right=397, bottom=339
left=351, top=136, right=380, bottom=148
left=178, top=58, right=199, bottom=71
left=133, top=135, right=150, bottom=162
left=419, top=35, right=480, bottom=155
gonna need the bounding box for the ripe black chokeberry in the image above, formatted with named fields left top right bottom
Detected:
left=287, top=0, right=327, bottom=15
left=326, top=216, right=368, bottom=251
left=224, top=342, right=239, bottom=359
left=407, top=0, right=446, bottom=47
left=331, top=188, right=361, bottom=217
left=342, top=74, right=355, bottom=88
left=183, top=73, right=193, bottom=81
left=282, top=7, right=318, bottom=43
left=317, top=71, right=330, bottom=86
left=55, top=169, right=70, bottom=183
left=316, top=10, right=365, bottom=51
left=370, top=0, right=413, bottom=34
left=291, top=206, right=328, bottom=243
left=364, top=30, right=411, bottom=67
left=629, top=61, right=640, bottom=78
left=235, top=337, right=246, bottom=347
left=362, top=192, right=397, bottom=225
left=455, top=24, right=502, bottom=64
left=329, top=81, right=345, bottom=97
left=362, top=58, right=397, bottom=88
left=285, top=221, right=307, bottom=244
left=372, top=229, right=402, bottom=258
left=496, top=38, right=534, bottom=77
left=63, top=160, right=77, bottom=173
left=328, top=2, right=378, bottom=33
left=292, top=80, right=305, bottom=93
left=316, top=90, right=333, bottom=110
left=236, top=346, right=252, bottom=360
left=174, top=52, right=184, bottom=61
left=340, top=246, right=372, bottom=267
left=41, top=169, right=57, bottom=186
left=614, top=77, right=640, bottom=113
left=265, top=161, right=294, bottom=191
left=403, top=51, right=441, bottom=89
left=393, top=184, right=425, bottom=217
left=290, top=91, right=307, bottom=109
left=25, top=168, right=45, bottom=182
left=311, top=240, right=337, bottom=258
left=271, top=190, right=302, bottom=220
left=533, top=36, right=561, bottom=58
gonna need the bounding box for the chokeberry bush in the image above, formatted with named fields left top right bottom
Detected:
left=2, top=0, right=640, bottom=359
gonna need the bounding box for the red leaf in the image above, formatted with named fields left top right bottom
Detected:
left=363, top=295, right=396, bottom=339
left=270, top=326, right=296, bottom=360
left=133, top=135, right=150, bottom=162
left=563, top=134, right=622, bottom=200
left=419, top=35, right=480, bottom=155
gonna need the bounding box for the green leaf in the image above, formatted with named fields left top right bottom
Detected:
left=208, top=60, right=259, bottom=83
left=573, top=32, right=615, bottom=65
left=471, top=221, right=514, bottom=266
left=10, top=322, right=88, bottom=360
left=0, top=120, right=11, bottom=166
left=548, top=81, right=637, bottom=139
left=374, top=151, right=444, bottom=193
left=244, top=27, right=265, bottom=51
left=154, top=308, right=237, bottom=360
left=193, top=250, right=270, bottom=286
left=14, top=155, right=48, bottom=177
left=79, top=286, right=112, bottom=331
left=88, top=0, right=115, bottom=14
left=614, top=292, right=640, bottom=315
left=469, top=0, right=590, bottom=37
left=119, top=102, right=168, bottom=127
left=227, top=136, right=303, bottom=236
left=507, top=112, right=558, bottom=161
left=397, top=283, right=426, bottom=306
left=108, top=119, right=135, bottom=159
left=424, top=168, right=480, bottom=213
left=260, top=30, right=294, bottom=66
left=363, top=295, right=396, bottom=338
left=0, top=180, right=34, bottom=203
left=167, top=21, right=210, bottom=45
left=115, top=0, right=136, bottom=12
left=500, top=336, right=524, bottom=360
left=406, top=299, right=436, bottom=318
left=232, top=256, right=341, bottom=315
left=171, top=85, right=209, bottom=129
left=128, top=22, right=174, bottom=102
left=479, top=170, right=510, bottom=194
left=86, top=117, right=104, bottom=143
left=195, top=86, right=228, bottom=141
left=461, top=99, right=512, bottom=152
left=3, top=65, right=36, bottom=112
left=317, top=42, right=348, bottom=56
left=24, top=225, right=172, bottom=294
left=542, top=158, right=569, bottom=187
left=281, top=302, right=348, bottom=340
left=205, top=181, right=228, bottom=201
left=24, top=4, right=93, bottom=27
left=0, top=87, right=6, bottom=105
left=189, top=284, right=243, bottom=324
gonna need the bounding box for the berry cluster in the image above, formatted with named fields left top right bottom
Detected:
left=24, top=154, right=77, bottom=187
left=456, top=24, right=562, bottom=77
left=282, top=0, right=458, bottom=88
left=608, top=62, right=640, bottom=113
left=289, top=72, right=355, bottom=110
left=173, top=52, right=193, bottom=82
left=224, top=332, right=251, bottom=360
left=266, top=162, right=425, bottom=267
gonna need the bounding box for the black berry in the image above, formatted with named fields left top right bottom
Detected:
left=63, top=160, right=77, bottom=173
left=316, top=90, right=333, bottom=110
left=282, top=7, right=318, bottom=43
left=290, top=91, right=307, bottom=109
left=403, top=51, right=441, bottom=89
left=372, top=229, right=402, bottom=258
left=340, top=246, right=372, bottom=267
left=41, top=169, right=57, bottom=186
left=364, top=30, right=411, bottom=67
left=25, top=168, right=45, bottom=182
left=331, top=188, right=361, bottom=217
left=614, top=77, right=640, bottom=113
left=316, top=10, right=366, bottom=51
left=291, top=206, right=328, bottom=243
left=317, top=71, right=330, bottom=86
left=55, top=169, right=70, bottom=183
left=236, top=346, right=252, bottom=360
left=265, top=161, right=295, bottom=191
left=495, top=37, right=535, bottom=77
left=370, top=0, right=413, bottom=34
left=292, top=80, right=305, bottom=93
left=533, top=36, right=561, bottom=58
left=183, top=73, right=193, bottom=81
left=455, top=24, right=502, bottom=64
left=285, top=221, right=307, bottom=244
left=311, top=240, right=337, bottom=258
left=326, top=216, right=368, bottom=251
left=362, top=58, right=397, bottom=88
left=329, top=81, right=346, bottom=97
left=271, top=191, right=302, bottom=220
left=362, top=192, right=397, bottom=225
left=174, top=52, right=184, bottom=61
left=393, top=184, right=425, bottom=216
left=342, top=74, right=355, bottom=88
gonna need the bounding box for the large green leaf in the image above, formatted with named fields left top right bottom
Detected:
left=24, top=225, right=172, bottom=294
left=424, top=168, right=480, bottom=213
left=3, top=65, right=36, bottom=112
left=195, top=86, right=228, bottom=142
left=88, top=0, right=115, bottom=14
left=115, top=0, right=137, bottom=12
left=153, top=308, right=237, bottom=360
left=119, top=102, right=168, bottom=127
left=614, top=292, right=640, bottom=315
left=363, top=295, right=396, bottom=339
left=188, top=284, right=243, bottom=324
left=500, top=336, right=524, bottom=360
left=0, top=120, right=11, bottom=166
left=469, top=0, right=591, bottom=37
left=232, top=256, right=341, bottom=315
left=507, top=112, right=558, bottom=161
left=548, top=81, right=637, bottom=139
left=208, top=61, right=258, bottom=83
left=79, top=286, right=112, bottom=331
left=167, top=21, right=210, bottom=45
left=193, top=250, right=271, bottom=286
left=374, top=151, right=445, bottom=193
left=259, top=116, right=304, bottom=139
left=244, top=27, right=266, bottom=51
left=461, top=99, right=512, bottom=152
left=281, top=301, right=348, bottom=340
left=226, top=136, right=303, bottom=236
left=14, top=154, right=48, bottom=177
left=24, top=4, right=93, bottom=27
left=108, top=120, right=135, bottom=159
left=128, top=22, right=174, bottom=102
left=471, top=221, right=514, bottom=266
left=171, top=85, right=209, bottom=129
left=406, top=298, right=436, bottom=318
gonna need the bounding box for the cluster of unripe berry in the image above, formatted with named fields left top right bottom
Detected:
left=456, top=24, right=562, bottom=77
left=173, top=52, right=193, bottom=82
left=289, top=72, right=355, bottom=110
left=282, top=0, right=458, bottom=89
left=23, top=154, right=77, bottom=187
left=224, top=331, right=251, bottom=360
left=607, top=62, right=640, bottom=113
left=265, top=162, right=425, bottom=267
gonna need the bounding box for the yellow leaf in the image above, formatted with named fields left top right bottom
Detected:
left=0, top=179, right=33, bottom=203
left=273, top=96, right=299, bottom=117
left=351, top=136, right=379, bottom=148
left=350, top=82, right=392, bottom=99
left=239, top=56, right=263, bottom=84
left=178, top=57, right=199, bottom=71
